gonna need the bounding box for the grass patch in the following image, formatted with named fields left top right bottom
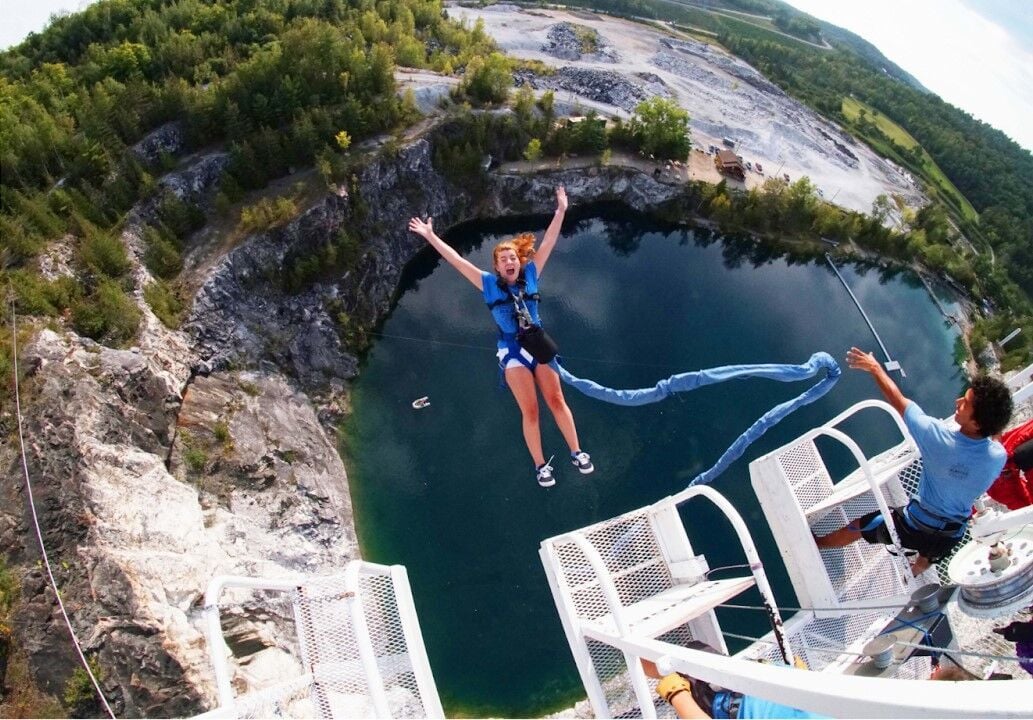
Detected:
left=572, top=25, right=599, bottom=53
left=213, top=421, right=230, bottom=444
left=238, top=380, right=261, bottom=396
left=178, top=429, right=209, bottom=475
left=843, top=96, right=918, bottom=149
left=842, top=97, right=978, bottom=223
left=183, top=446, right=208, bottom=473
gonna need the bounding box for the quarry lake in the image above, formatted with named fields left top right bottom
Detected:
left=343, top=208, right=965, bottom=716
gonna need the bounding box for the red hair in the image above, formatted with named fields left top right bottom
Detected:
left=493, top=233, right=536, bottom=270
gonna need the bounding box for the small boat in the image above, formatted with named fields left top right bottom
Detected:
left=411, top=396, right=430, bottom=410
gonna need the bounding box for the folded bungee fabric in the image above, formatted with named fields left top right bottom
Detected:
left=555, top=352, right=842, bottom=488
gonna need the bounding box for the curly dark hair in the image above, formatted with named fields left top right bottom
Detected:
left=970, top=375, right=1013, bottom=437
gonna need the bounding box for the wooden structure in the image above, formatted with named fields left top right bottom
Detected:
left=715, top=149, right=745, bottom=180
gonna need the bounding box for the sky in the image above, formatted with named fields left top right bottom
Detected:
left=2, top=0, right=1032, bottom=151
left=783, top=0, right=1033, bottom=151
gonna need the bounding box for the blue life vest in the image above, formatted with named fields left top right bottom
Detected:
left=481, top=261, right=543, bottom=373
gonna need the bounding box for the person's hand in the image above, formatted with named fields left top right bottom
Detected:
left=408, top=216, right=434, bottom=240
left=555, top=186, right=568, bottom=213
left=846, top=347, right=880, bottom=374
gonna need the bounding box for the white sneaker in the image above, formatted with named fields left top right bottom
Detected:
left=571, top=450, right=594, bottom=474
left=536, top=459, right=556, bottom=488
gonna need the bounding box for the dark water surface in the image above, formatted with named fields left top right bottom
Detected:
left=343, top=210, right=964, bottom=716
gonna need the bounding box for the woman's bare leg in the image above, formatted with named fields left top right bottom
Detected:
left=506, top=366, right=545, bottom=466
left=535, top=363, right=581, bottom=453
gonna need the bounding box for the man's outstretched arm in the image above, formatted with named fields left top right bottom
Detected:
left=846, top=346, right=910, bottom=416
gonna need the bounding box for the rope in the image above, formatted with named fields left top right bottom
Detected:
left=725, top=629, right=1029, bottom=665
left=896, top=640, right=1029, bottom=664
left=8, top=298, right=117, bottom=719
left=557, top=352, right=842, bottom=487
left=718, top=601, right=926, bottom=613
left=717, top=601, right=1030, bottom=665
left=721, top=631, right=868, bottom=659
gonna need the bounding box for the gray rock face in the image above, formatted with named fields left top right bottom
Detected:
left=130, top=122, right=187, bottom=165
left=186, top=140, right=462, bottom=401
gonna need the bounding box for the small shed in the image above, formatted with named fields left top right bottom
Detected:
left=715, top=149, right=745, bottom=180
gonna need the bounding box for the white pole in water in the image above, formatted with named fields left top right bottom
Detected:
left=825, top=253, right=905, bottom=377
left=999, top=328, right=1022, bottom=347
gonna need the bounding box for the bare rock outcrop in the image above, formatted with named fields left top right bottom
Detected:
left=2, top=330, right=357, bottom=715
left=541, top=22, right=620, bottom=63
left=515, top=66, right=669, bottom=112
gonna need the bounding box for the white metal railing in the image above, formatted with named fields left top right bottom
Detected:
left=540, top=486, right=789, bottom=718
left=201, top=561, right=443, bottom=719
left=1008, top=361, right=1033, bottom=405
left=602, top=634, right=1033, bottom=719
left=750, top=400, right=921, bottom=611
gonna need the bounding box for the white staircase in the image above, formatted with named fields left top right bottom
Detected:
left=540, top=486, right=790, bottom=719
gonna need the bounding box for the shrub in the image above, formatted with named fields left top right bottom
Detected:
left=63, top=656, right=103, bottom=716
left=0, top=560, right=18, bottom=614
left=157, top=193, right=205, bottom=239
left=460, top=52, right=512, bottom=105
left=523, top=138, right=542, bottom=162
left=143, top=279, right=185, bottom=328
left=183, top=447, right=208, bottom=473
left=213, top=421, right=230, bottom=444
left=7, top=271, right=80, bottom=316
left=80, top=228, right=130, bottom=278
left=239, top=197, right=298, bottom=232
left=71, top=280, right=141, bottom=346
left=142, top=225, right=182, bottom=279
left=238, top=380, right=260, bottom=396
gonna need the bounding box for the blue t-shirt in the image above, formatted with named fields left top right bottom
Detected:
left=481, top=261, right=542, bottom=348
left=739, top=695, right=824, bottom=719
left=903, top=401, right=1007, bottom=522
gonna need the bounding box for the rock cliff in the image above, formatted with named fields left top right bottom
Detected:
left=1, top=125, right=684, bottom=715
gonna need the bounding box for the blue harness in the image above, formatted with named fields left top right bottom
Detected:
left=485, top=268, right=545, bottom=378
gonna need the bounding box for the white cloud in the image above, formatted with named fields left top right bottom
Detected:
left=784, top=0, right=1033, bottom=151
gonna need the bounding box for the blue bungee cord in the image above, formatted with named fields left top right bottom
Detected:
left=556, top=352, right=842, bottom=488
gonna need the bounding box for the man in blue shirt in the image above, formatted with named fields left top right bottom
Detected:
left=815, top=347, right=1013, bottom=574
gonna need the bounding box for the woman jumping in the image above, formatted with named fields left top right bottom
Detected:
left=407, top=186, right=593, bottom=488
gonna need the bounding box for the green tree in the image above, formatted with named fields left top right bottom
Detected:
left=523, top=138, right=542, bottom=162
left=461, top=52, right=512, bottom=105
left=629, top=97, right=691, bottom=160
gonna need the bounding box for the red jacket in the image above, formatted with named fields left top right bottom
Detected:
left=988, top=418, right=1033, bottom=510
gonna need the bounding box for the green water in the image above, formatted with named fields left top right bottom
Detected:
left=343, top=209, right=965, bottom=716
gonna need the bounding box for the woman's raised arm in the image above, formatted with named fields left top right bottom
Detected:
left=408, top=216, right=484, bottom=289
left=534, top=186, right=567, bottom=275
